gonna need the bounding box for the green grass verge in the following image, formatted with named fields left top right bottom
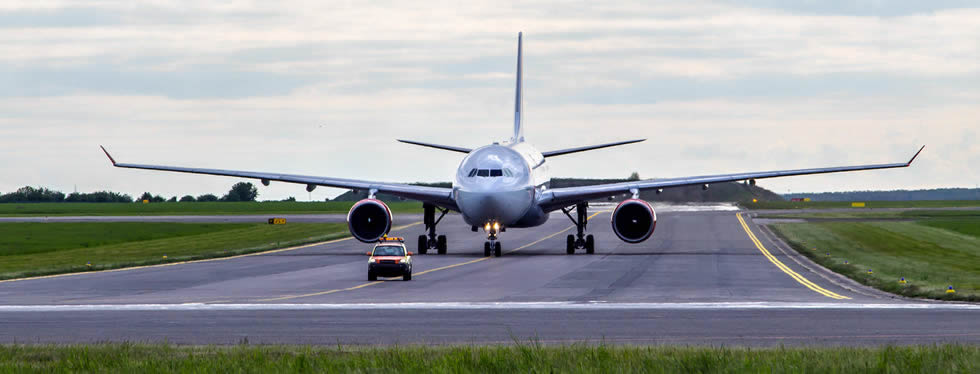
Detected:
left=770, top=218, right=980, bottom=301
left=0, top=222, right=250, bottom=256
left=0, top=201, right=422, bottom=216
left=0, top=344, right=976, bottom=373
left=744, top=200, right=980, bottom=210
left=0, top=223, right=348, bottom=280
left=758, top=209, right=980, bottom=220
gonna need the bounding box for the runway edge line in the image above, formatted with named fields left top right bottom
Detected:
left=736, top=213, right=850, bottom=300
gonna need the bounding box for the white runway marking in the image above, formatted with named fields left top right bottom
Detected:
left=1, top=302, right=977, bottom=312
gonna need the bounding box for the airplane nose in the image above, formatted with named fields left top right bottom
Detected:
left=456, top=188, right=532, bottom=226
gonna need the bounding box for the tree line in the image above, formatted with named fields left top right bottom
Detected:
left=0, top=182, right=260, bottom=203
left=784, top=188, right=980, bottom=201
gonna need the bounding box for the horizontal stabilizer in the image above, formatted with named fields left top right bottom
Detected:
left=397, top=140, right=472, bottom=154
left=541, top=139, right=645, bottom=158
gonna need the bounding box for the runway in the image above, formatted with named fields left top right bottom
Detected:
left=1, top=206, right=976, bottom=345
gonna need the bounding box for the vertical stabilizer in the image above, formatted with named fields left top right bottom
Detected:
left=513, top=32, right=525, bottom=143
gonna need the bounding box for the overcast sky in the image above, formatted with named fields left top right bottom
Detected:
left=2, top=1, right=978, bottom=200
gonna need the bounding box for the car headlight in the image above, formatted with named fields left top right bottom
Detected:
left=369, top=258, right=376, bottom=263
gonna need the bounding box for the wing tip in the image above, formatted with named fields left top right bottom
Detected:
left=907, top=145, right=925, bottom=166
left=100, top=145, right=117, bottom=166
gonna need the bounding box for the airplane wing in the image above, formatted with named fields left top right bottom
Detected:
left=396, top=139, right=472, bottom=154
left=541, top=139, right=646, bottom=158
left=537, top=146, right=924, bottom=212
left=100, top=146, right=457, bottom=210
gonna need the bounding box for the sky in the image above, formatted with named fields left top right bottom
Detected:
left=1, top=0, right=978, bottom=200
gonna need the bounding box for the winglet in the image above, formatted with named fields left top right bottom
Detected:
left=906, top=145, right=925, bottom=166
left=100, top=145, right=117, bottom=166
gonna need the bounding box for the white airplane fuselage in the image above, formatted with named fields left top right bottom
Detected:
left=453, top=142, right=550, bottom=229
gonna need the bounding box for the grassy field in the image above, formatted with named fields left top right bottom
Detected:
left=770, top=216, right=980, bottom=301
left=0, top=343, right=975, bottom=373
left=0, top=222, right=348, bottom=280
left=759, top=209, right=980, bottom=220
left=0, top=201, right=422, bottom=216
left=744, top=200, right=980, bottom=210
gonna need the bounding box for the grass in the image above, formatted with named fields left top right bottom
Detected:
left=0, top=343, right=976, bottom=373
left=0, top=223, right=248, bottom=256
left=758, top=209, right=980, bottom=220
left=0, top=201, right=422, bottom=217
left=744, top=200, right=980, bottom=210
left=0, top=222, right=348, bottom=280
left=770, top=217, right=980, bottom=301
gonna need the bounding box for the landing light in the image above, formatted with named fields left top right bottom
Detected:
left=484, top=223, right=491, bottom=231
left=493, top=222, right=500, bottom=230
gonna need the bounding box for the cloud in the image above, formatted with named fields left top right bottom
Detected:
left=0, top=1, right=977, bottom=198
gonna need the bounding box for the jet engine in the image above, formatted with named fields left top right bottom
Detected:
left=611, top=199, right=657, bottom=243
left=347, top=199, right=392, bottom=243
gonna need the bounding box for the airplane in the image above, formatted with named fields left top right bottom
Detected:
left=100, top=32, right=924, bottom=258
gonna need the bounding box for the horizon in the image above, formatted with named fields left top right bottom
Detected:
left=2, top=1, right=977, bottom=199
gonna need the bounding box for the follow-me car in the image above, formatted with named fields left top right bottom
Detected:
left=100, top=32, right=923, bottom=257
left=367, top=237, right=412, bottom=281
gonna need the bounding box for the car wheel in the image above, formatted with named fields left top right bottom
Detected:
left=403, top=271, right=412, bottom=281
left=368, top=271, right=377, bottom=281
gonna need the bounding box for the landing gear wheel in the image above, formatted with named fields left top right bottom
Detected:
left=417, top=235, right=428, bottom=255
left=585, top=234, right=595, bottom=254
left=566, top=235, right=575, bottom=255
left=493, top=242, right=502, bottom=257
left=437, top=235, right=447, bottom=255
left=403, top=271, right=412, bottom=281
left=484, top=242, right=492, bottom=257
left=368, top=272, right=377, bottom=281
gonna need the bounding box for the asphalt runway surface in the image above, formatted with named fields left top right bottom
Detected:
left=1, top=205, right=977, bottom=346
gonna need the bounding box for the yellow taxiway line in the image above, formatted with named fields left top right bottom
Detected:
left=736, top=213, right=849, bottom=300
left=256, top=211, right=606, bottom=302
left=0, top=222, right=421, bottom=285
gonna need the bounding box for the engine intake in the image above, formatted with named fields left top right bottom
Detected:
left=347, top=199, right=392, bottom=243
left=611, top=199, right=657, bottom=243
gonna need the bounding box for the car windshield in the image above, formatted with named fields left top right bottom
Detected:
left=373, top=246, right=405, bottom=256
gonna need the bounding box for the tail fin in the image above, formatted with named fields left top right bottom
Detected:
left=513, top=32, right=525, bottom=143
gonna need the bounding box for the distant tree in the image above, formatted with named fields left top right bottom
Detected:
left=65, top=191, right=132, bottom=203
left=282, top=196, right=296, bottom=202
left=179, top=195, right=196, bottom=202
left=196, top=194, right=219, bottom=202
left=137, top=192, right=165, bottom=202
left=628, top=172, right=641, bottom=181
left=167, top=196, right=177, bottom=202
left=222, top=182, right=258, bottom=202
left=0, top=186, right=65, bottom=203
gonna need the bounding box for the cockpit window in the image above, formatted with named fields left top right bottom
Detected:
left=468, top=168, right=515, bottom=178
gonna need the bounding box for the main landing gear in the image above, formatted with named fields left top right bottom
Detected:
left=483, top=222, right=502, bottom=257
left=417, top=203, right=448, bottom=255
left=562, top=202, right=595, bottom=255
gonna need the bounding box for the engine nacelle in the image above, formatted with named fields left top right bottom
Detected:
left=347, top=199, right=392, bottom=243
left=611, top=199, right=657, bottom=243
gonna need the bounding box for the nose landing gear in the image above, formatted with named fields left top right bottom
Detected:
left=418, top=204, right=449, bottom=255
left=483, top=222, right=502, bottom=257
left=562, top=202, right=595, bottom=255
